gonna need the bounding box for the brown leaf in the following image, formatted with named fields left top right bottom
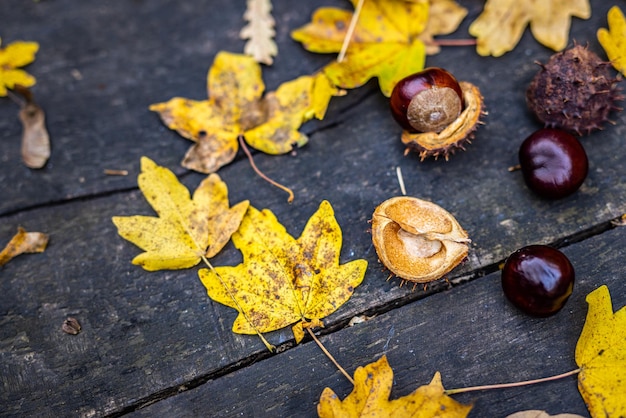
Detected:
left=16, top=87, right=50, bottom=169
left=0, top=227, right=49, bottom=267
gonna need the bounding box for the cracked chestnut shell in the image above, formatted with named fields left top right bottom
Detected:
left=371, top=197, right=470, bottom=283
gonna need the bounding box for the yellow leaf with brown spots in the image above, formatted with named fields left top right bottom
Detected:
left=575, top=285, right=626, bottom=417
left=292, top=0, right=465, bottom=96
left=0, top=38, right=39, bottom=97
left=199, top=200, right=367, bottom=343
left=149, top=52, right=339, bottom=173
left=0, top=227, right=48, bottom=267
left=469, top=0, right=590, bottom=57
left=112, top=157, right=249, bottom=271
left=318, top=355, right=472, bottom=417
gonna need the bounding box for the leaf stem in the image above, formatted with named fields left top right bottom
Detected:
left=238, top=135, right=294, bottom=203
left=444, top=368, right=581, bottom=396
left=337, top=0, right=364, bottom=63
left=201, top=255, right=276, bottom=352
left=426, top=39, right=478, bottom=47
left=307, top=328, right=355, bottom=385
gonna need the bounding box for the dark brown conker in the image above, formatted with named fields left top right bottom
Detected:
left=501, top=245, right=574, bottom=317
left=519, top=128, right=588, bottom=199
left=390, top=67, right=465, bottom=133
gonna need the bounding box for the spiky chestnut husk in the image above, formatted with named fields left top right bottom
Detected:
left=401, top=82, right=485, bottom=160
left=526, top=45, right=623, bottom=135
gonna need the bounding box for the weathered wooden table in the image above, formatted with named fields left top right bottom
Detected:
left=1, top=1, right=624, bottom=416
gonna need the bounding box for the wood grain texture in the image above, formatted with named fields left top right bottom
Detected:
left=134, top=227, right=626, bottom=417
left=0, top=0, right=624, bottom=416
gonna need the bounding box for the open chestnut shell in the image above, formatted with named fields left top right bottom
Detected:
left=371, top=197, right=470, bottom=283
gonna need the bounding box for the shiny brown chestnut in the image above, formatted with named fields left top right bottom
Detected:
left=502, top=245, right=574, bottom=317
left=519, top=128, right=588, bottom=199
left=390, top=67, right=465, bottom=133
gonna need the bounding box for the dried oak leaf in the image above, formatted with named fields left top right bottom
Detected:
left=292, top=0, right=437, bottom=97
left=0, top=227, right=48, bottom=267
left=318, top=355, right=472, bottom=417
left=469, top=0, right=590, bottom=57
left=112, top=157, right=249, bottom=271
left=0, top=38, right=39, bottom=96
left=240, top=0, right=277, bottom=65
left=598, top=6, right=626, bottom=76
left=575, top=285, right=626, bottom=417
left=150, top=51, right=338, bottom=173
left=199, top=200, right=367, bottom=343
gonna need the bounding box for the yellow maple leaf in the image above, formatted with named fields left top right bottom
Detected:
left=112, top=157, right=249, bottom=271
left=0, top=38, right=39, bottom=97
left=292, top=0, right=433, bottom=96
left=149, top=52, right=339, bottom=173
left=469, top=0, right=591, bottom=57
left=318, top=355, right=472, bottom=417
left=0, top=227, right=48, bottom=267
left=575, top=285, right=626, bottom=417
left=199, top=200, right=367, bottom=343
left=598, top=6, right=626, bottom=77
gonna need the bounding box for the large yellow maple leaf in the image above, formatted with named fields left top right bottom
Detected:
left=575, top=285, right=626, bottom=417
left=292, top=0, right=439, bottom=97
left=469, top=0, right=590, bottom=57
left=0, top=38, right=39, bottom=97
left=112, top=157, right=249, bottom=270
left=598, top=6, right=626, bottom=77
left=199, top=200, right=367, bottom=343
left=150, top=51, right=338, bottom=173
left=318, top=355, right=472, bottom=417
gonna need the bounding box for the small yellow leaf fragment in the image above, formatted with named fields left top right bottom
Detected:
left=575, top=285, right=626, bottom=417
left=240, top=0, right=277, bottom=65
left=112, top=157, right=248, bottom=270
left=469, top=0, right=590, bottom=57
left=0, top=227, right=48, bottom=267
left=199, top=201, right=367, bottom=343
left=598, top=6, right=626, bottom=76
left=0, top=38, right=39, bottom=96
left=317, top=355, right=472, bottom=417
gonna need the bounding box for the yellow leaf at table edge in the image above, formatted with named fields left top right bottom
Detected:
left=598, top=6, right=626, bottom=76
left=575, top=285, right=626, bottom=418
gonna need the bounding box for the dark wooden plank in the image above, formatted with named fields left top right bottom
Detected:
left=0, top=0, right=345, bottom=216
left=134, top=226, right=626, bottom=417
left=1, top=0, right=625, bottom=417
